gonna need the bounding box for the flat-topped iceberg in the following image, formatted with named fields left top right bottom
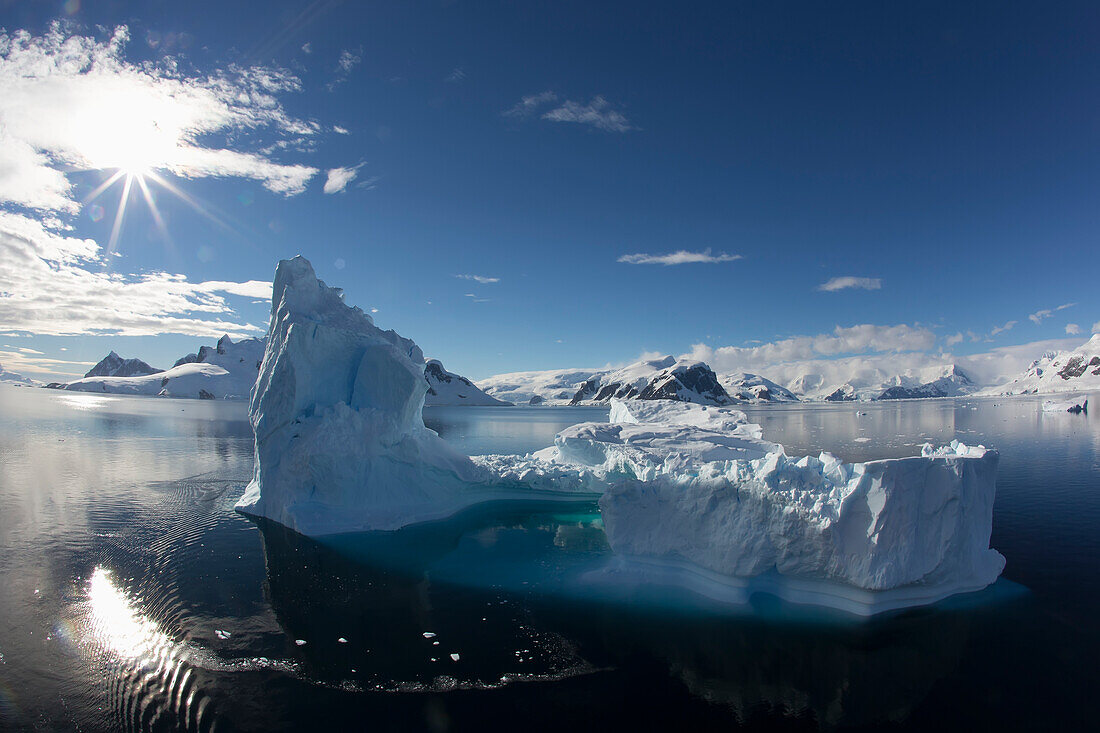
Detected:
left=238, top=256, right=1005, bottom=611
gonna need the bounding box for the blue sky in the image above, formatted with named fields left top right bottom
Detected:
left=0, top=0, right=1097, bottom=382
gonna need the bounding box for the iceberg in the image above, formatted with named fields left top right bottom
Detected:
left=236, top=257, right=531, bottom=535
left=1042, top=397, right=1087, bottom=414
left=238, top=257, right=1005, bottom=612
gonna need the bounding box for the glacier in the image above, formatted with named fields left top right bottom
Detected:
left=237, top=256, right=1005, bottom=613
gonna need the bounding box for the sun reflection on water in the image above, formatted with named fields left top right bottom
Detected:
left=81, top=566, right=213, bottom=730
left=86, top=567, right=173, bottom=664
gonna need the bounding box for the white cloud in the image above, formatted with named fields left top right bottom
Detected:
left=454, top=274, right=500, bottom=284
left=1065, top=323, right=1081, bottom=335
left=618, top=249, right=741, bottom=266
left=0, top=211, right=265, bottom=338
left=543, top=97, right=633, bottom=132
left=323, top=163, right=365, bottom=194
left=505, top=92, right=634, bottom=132
left=945, top=332, right=964, bottom=347
left=333, top=125, right=349, bottom=135
left=18, top=346, right=44, bottom=354
left=301, top=43, right=312, bottom=54
left=0, top=24, right=322, bottom=209
left=337, top=49, right=361, bottom=73
left=504, top=91, right=559, bottom=118
left=687, top=323, right=937, bottom=374
left=446, top=68, right=466, bottom=83
left=990, top=320, right=1017, bottom=336
left=817, top=276, right=881, bottom=292
left=1094, top=321, right=1100, bottom=334
left=0, top=348, right=96, bottom=379
left=1028, top=303, right=1075, bottom=325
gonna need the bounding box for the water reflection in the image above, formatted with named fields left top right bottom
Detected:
left=252, top=508, right=995, bottom=730
left=78, top=566, right=216, bottom=732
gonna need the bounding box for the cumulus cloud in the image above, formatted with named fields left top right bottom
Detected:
left=817, top=276, right=881, bottom=292
left=1028, top=303, right=1075, bottom=325
left=0, top=211, right=265, bottom=338
left=687, top=323, right=937, bottom=374
left=505, top=92, right=634, bottom=132
left=618, top=249, right=741, bottom=266
left=454, top=274, right=500, bottom=284
left=1065, top=323, right=1081, bottom=335
left=945, top=332, right=965, bottom=347
left=0, top=24, right=322, bottom=209
left=323, top=163, right=365, bottom=194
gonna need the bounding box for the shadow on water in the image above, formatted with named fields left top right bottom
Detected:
left=244, top=506, right=1029, bottom=732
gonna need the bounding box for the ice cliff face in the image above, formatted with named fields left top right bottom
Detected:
left=988, top=334, right=1100, bottom=395
left=235, top=257, right=489, bottom=534
left=84, top=351, right=161, bottom=378
left=424, top=359, right=510, bottom=406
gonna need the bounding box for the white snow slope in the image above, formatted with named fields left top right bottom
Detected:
left=238, top=256, right=1004, bottom=613
left=424, top=359, right=511, bottom=406
left=983, top=334, right=1100, bottom=396
left=478, top=367, right=609, bottom=405
left=721, top=372, right=800, bottom=403
left=59, top=335, right=265, bottom=400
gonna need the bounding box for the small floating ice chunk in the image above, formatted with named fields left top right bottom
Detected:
left=295, top=639, right=307, bottom=646
left=422, top=632, right=436, bottom=639
left=1042, top=397, right=1087, bottom=414
left=450, top=653, right=460, bottom=662
left=214, top=630, right=231, bottom=640
left=337, top=637, right=348, bottom=644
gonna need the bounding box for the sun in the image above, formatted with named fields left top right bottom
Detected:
left=80, top=111, right=221, bottom=254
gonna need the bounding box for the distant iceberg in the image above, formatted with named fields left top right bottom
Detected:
left=237, top=256, right=1005, bottom=613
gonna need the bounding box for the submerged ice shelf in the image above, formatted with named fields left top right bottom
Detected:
left=237, top=256, right=1005, bottom=613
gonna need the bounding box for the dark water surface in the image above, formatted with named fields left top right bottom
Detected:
left=0, top=387, right=1097, bottom=731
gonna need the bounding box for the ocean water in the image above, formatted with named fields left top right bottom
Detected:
left=0, top=387, right=1097, bottom=731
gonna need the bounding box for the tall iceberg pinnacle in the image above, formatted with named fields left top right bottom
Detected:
left=235, top=256, right=486, bottom=534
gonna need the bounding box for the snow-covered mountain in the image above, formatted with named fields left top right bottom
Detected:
left=984, top=334, right=1100, bottom=396
left=84, top=351, right=161, bottom=378
left=569, top=356, right=734, bottom=406
left=0, top=363, right=38, bottom=386
left=778, top=363, right=978, bottom=402
left=720, top=373, right=799, bottom=403
left=424, top=359, right=510, bottom=406
left=57, top=335, right=265, bottom=400
left=874, top=365, right=976, bottom=400
left=479, top=367, right=607, bottom=405
left=479, top=357, right=734, bottom=406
